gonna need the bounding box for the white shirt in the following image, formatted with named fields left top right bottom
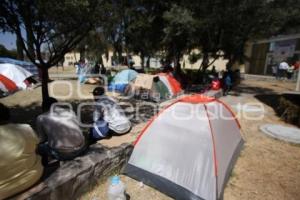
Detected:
left=94, top=96, right=131, bottom=134
left=279, top=62, right=289, bottom=70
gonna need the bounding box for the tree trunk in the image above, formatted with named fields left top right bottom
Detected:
left=41, top=67, right=49, bottom=103
left=117, top=49, right=122, bottom=65
left=79, top=46, right=85, bottom=61
left=201, top=52, right=209, bottom=71
left=16, top=36, right=24, bottom=60
left=73, top=52, right=78, bottom=63
left=226, top=55, right=235, bottom=70
left=140, top=52, right=145, bottom=69
left=98, top=54, right=104, bottom=66
left=25, top=24, right=35, bottom=59
left=146, top=56, right=150, bottom=68
left=174, top=53, right=181, bottom=75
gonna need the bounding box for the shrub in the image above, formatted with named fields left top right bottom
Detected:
left=278, top=94, right=300, bottom=127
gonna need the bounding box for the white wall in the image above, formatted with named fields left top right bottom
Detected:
left=63, top=52, right=80, bottom=67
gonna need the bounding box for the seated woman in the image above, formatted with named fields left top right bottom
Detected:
left=0, top=103, right=43, bottom=199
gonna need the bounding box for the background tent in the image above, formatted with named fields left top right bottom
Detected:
left=0, top=74, right=18, bottom=93
left=158, top=73, right=183, bottom=96
left=0, top=57, right=38, bottom=76
left=0, top=63, right=33, bottom=90
left=108, top=69, right=138, bottom=93
left=132, top=74, right=171, bottom=101
left=124, top=95, right=244, bottom=200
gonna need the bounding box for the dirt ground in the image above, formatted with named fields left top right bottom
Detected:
left=221, top=80, right=300, bottom=200
left=81, top=80, right=300, bottom=200
left=1, top=68, right=300, bottom=200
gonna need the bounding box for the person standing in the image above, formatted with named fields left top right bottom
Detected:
left=287, top=64, right=294, bottom=80
left=222, top=72, right=233, bottom=96
left=293, top=61, right=300, bottom=80
left=278, top=61, right=289, bottom=79
left=272, top=64, right=277, bottom=77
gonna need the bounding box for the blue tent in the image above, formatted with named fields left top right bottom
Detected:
left=109, top=69, right=138, bottom=93
left=0, top=57, right=38, bottom=76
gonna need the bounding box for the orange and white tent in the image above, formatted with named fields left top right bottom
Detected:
left=0, top=74, right=18, bottom=93
left=0, top=63, right=32, bottom=93
left=124, top=95, right=243, bottom=200
left=130, top=73, right=183, bottom=101
left=158, top=73, right=182, bottom=96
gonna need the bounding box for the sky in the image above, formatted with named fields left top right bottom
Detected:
left=0, top=32, right=16, bottom=50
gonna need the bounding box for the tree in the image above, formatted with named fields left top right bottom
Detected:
left=162, top=4, right=196, bottom=74
left=217, top=0, right=268, bottom=68
left=77, top=29, right=110, bottom=65
left=125, top=0, right=168, bottom=69
left=185, top=0, right=278, bottom=71
left=99, top=0, right=130, bottom=65
left=0, top=0, right=105, bottom=106
left=260, top=0, right=300, bottom=35
left=16, top=36, right=24, bottom=60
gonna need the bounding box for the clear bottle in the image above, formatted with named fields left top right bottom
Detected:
left=107, top=175, right=126, bottom=200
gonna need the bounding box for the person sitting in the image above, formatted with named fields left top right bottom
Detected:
left=92, top=87, right=131, bottom=137
left=0, top=103, right=43, bottom=199
left=88, top=115, right=110, bottom=144
left=36, top=97, right=86, bottom=165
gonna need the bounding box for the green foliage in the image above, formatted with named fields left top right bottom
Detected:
left=278, top=94, right=300, bottom=127
left=0, top=0, right=106, bottom=102
left=125, top=1, right=168, bottom=67
left=162, top=4, right=196, bottom=56
left=0, top=0, right=104, bottom=68
left=188, top=53, right=202, bottom=64
left=0, top=44, right=17, bottom=59
left=1, top=0, right=299, bottom=74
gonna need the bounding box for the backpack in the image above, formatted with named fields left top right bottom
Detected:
left=91, top=120, right=109, bottom=139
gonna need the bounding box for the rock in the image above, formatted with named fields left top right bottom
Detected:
left=16, top=143, right=133, bottom=200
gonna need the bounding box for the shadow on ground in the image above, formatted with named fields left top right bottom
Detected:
left=255, top=94, right=281, bottom=112
left=9, top=102, right=43, bottom=128
left=231, top=85, right=275, bottom=96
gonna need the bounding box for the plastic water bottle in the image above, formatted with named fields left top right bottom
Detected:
left=107, top=176, right=126, bottom=200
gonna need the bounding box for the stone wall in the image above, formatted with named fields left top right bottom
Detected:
left=14, top=143, right=133, bottom=200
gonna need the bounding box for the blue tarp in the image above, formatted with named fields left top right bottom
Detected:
left=0, top=57, right=39, bottom=76
left=111, top=69, right=138, bottom=84
left=108, top=83, right=128, bottom=93
left=108, top=69, right=138, bottom=93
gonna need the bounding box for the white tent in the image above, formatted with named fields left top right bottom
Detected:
left=124, top=95, right=244, bottom=200
left=0, top=63, right=32, bottom=90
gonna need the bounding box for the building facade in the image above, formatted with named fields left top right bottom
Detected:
left=63, top=52, right=80, bottom=67
left=63, top=50, right=229, bottom=72
left=246, top=34, right=300, bottom=75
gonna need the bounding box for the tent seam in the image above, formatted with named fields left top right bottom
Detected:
left=204, top=104, right=219, bottom=198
